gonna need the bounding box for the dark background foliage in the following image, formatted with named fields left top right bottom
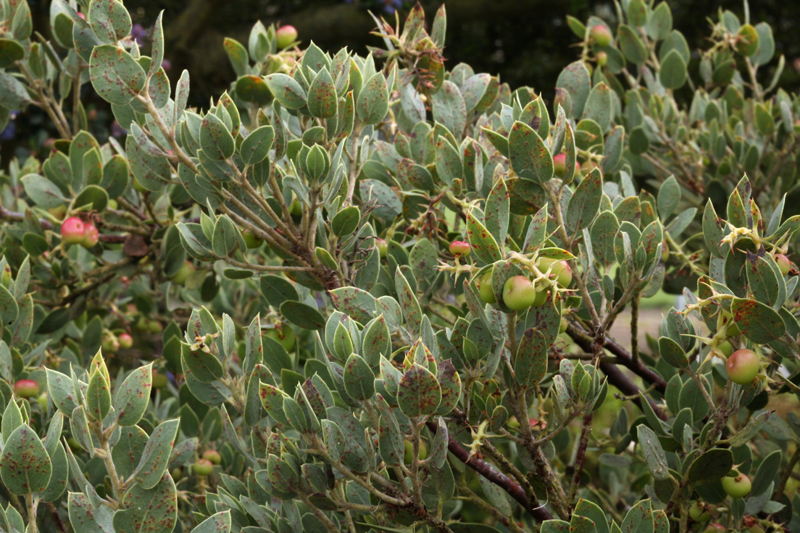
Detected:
left=4, top=0, right=800, bottom=160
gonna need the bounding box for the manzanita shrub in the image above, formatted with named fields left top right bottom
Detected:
left=0, top=0, right=799, bottom=532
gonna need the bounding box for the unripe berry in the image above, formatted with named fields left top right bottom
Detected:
left=503, top=276, right=537, bottom=311
left=172, top=261, right=195, bottom=285
left=14, top=379, right=40, bottom=398
left=48, top=204, right=67, bottom=221
left=478, top=271, right=496, bottom=304
left=661, top=240, right=669, bottom=261
left=265, top=325, right=296, bottom=351
left=591, top=25, right=613, bottom=47
left=275, top=25, right=298, bottom=49
left=61, top=217, right=86, bottom=244
left=533, top=286, right=549, bottom=307
left=290, top=200, right=302, bottom=216
left=717, top=340, right=733, bottom=357
left=775, top=254, right=791, bottom=276
left=688, top=501, right=711, bottom=522
left=193, top=458, right=214, bottom=476
left=722, top=473, right=751, bottom=498
left=118, top=333, right=133, bottom=349
left=152, top=371, right=169, bottom=389
left=596, top=51, right=608, bottom=66
left=102, top=333, right=120, bottom=353
left=702, top=524, right=725, bottom=533
left=36, top=392, right=48, bottom=410
left=375, top=238, right=388, bottom=258
left=538, top=258, right=572, bottom=287
left=449, top=240, right=471, bottom=256
left=82, top=223, right=99, bottom=248
left=202, top=450, right=222, bottom=465
left=242, top=229, right=263, bottom=249
left=559, top=318, right=568, bottom=334
left=726, top=349, right=759, bottom=385
left=148, top=320, right=164, bottom=334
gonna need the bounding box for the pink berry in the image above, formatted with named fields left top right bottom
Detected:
left=276, top=25, right=298, bottom=49
left=449, top=240, right=471, bottom=256
left=82, top=222, right=99, bottom=248
left=61, top=217, right=86, bottom=245
left=118, top=333, right=133, bottom=349
left=14, top=379, right=40, bottom=398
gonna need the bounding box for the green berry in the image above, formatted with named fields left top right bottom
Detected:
left=171, top=261, right=195, bottom=285
left=689, top=501, right=711, bottom=522
left=203, top=450, right=222, bottom=465
left=478, top=271, right=496, bottom=304
left=503, top=276, right=537, bottom=311
left=375, top=238, right=388, bottom=258
left=775, top=254, right=791, bottom=275
left=722, top=472, right=751, bottom=498
left=591, top=25, right=612, bottom=47
left=265, top=325, right=296, bottom=351
left=193, top=459, right=214, bottom=476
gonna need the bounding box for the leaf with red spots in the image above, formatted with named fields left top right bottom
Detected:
left=485, top=177, right=510, bottom=246
left=200, top=113, right=235, bottom=161
left=395, top=269, right=422, bottom=335
left=619, top=498, right=654, bottom=533
left=307, top=67, right=338, bottom=119
left=397, top=364, right=441, bottom=418
left=344, top=353, right=375, bottom=401
left=265, top=74, right=307, bottom=110
left=330, top=287, right=377, bottom=324
left=555, top=61, right=591, bottom=118
left=356, top=72, right=389, bottom=125
left=466, top=210, right=502, bottom=265
left=567, top=167, right=603, bottom=233
left=192, top=510, right=232, bottom=533
left=112, top=425, right=149, bottom=480
left=509, top=121, right=554, bottom=184
left=133, top=418, right=180, bottom=490
left=88, top=0, right=131, bottom=44
left=0, top=424, right=52, bottom=495
left=114, top=473, right=178, bottom=533
left=114, top=363, right=153, bottom=427
left=731, top=297, right=786, bottom=343
left=89, top=45, right=146, bottom=105
left=68, top=492, right=116, bottom=533
left=515, top=328, right=548, bottom=388
left=86, top=369, right=112, bottom=421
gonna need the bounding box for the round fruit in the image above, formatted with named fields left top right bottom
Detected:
left=107, top=199, right=118, bottom=210
left=775, top=254, right=791, bottom=275
left=726, top=349, right=759, bottom=385
left=61, top=217, right=86, bottom=244
left=242, top=229, right=263, bottom=249
left=118, top=333, right=133, bottom=349
left=101, top=333, right=120, bottom=353
left=596, top=51, right=608, bottom=66
left=478, top=270, right=496, bottom=304
left=82, top=222, right=99, bottom=248
left=375, top=238, right=388, bottom=258
left=152, top=372, right=169, bottom=389
left=193, top=458, right=214, bottom=476
left=503, top=276, right=537, bottom=311
left=559, top=318, right=568, bottom=334
left=722, top=472, right=751, bottom=498
left=14, top=379, right=40, bottom=398
left=403, top=439, right=428, bottom=464
left=591, top=25, right=612, bottom=47
left=148, top=320, right=164, bottom=334
left=702, top=524, right=725, bottom=533
left=290, top=200, right=302, bottom=216
left=170, top=467, right=183, bottom=481
left=721, top=311, right=740, bottom=337
left=67, top=437, right=83, bottom=453
left=276, top=25, right=298, bottom=49
left=449, top=240, right=471, bottom=256
left=532, top=285, right=549, bottom=307
left=203, top=450, right=222, bottom=465
left=265, top=325, right=296, bottom=351
left=538, top=258, right=573, bottom=287
left=36, top=392, right=48, bottom=410
left=171, top=261, right=195, bottom=285
left=553, top=153, right=581, bottom=179
left=133, top=178, right=148, bottom=192
left=689, top=501, right=711, bottom=522
left=718, top=340, right=733, bottom=357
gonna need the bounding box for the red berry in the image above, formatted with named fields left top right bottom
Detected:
left=591, top=25, right=612, bottom=47
left=726, top=349, right=759, bottom=385
left=553, top=153, right=580, bottom=179
left=722, top=473, right=751, bottom=498
left=193, top=458, right=214, bottom=476
left=503, top=276, right=537, bottom=311
left=82, top=222, right=99, bottom=248
left=14, top=379, right=40, bottom=398
left=775, top=254, right=791, bottom=276
left=118, top=333, right=133, bottom=349
left=202, top=450, right=222, bottom=465
left=61, top=217, right=86, bottom=245
left=449, top=240, right=471, bottom=256
left=276, top=25, right=298, bottom=49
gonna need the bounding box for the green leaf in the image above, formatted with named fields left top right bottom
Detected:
left=332, top=206, right=361, bottom=236
left=235, top=75, right=271, bottom=105
left=356, top=72, right=389, bottom=125
left=0, top=39, right=25, bottom=69
left=344, top=354, right=375, bottom=401
left=575, top=499, right=609, bottom=533
left=223, top=38, right=248, bottom=77
left=657, top=176, right=680, bottom=219
left=89, top=44, right=146, bottom=105
left=21, top=174, right=66, bottom=209
left=40, top=442, right=68, bottom=502
left=687, top=448, right=733, bottom=485
left=148, top=11, right=165, bottom=78
left=88, top=0, right=131, bottom=44
left=618, top=24, right=648, bottom=64
left=201, top=113, right=235, bottom=160
left=259, top=275, right=298, bottom=309
left=515, top=328, right=548, bottom=388
left=583, top=82, right=612, bottom=132
left=69, top=492, right=116, bottom=533
left=182, top=343, right=224, bottom=383
left=556, top=61, right=591, bottom=118
left=659, top=49, right=687, bottom=89
left=509, top=121, right=554, bottom=183
left=485, top=178, right=510, bottom=246
left=395, top=269, right=422, bottom=334
left=307, top=68, right=338, bottom=119
left=541, top=521, right=570, bottom=533
left=637, top=425, right=669, bottom=480
left=0, top=424, right=52, bottom=495
left=751, top=449, right=781, bottom=496
left=280, top=301, right=325, bottom=330
left=265, top=74, right=307, bottom=109
left=329, top=287, right=377, bottom=324
left=658, top=336, right=688, bottom=369
left=466, top=211, right=502, bottom=264
left=397, top=364, right=441, bottom=417
left=620, top=499, right=654, bottom=533
left=114, top=364, right=153, bottom=426
left=731, top=297, right=786, bottom=343
left=0, top=71, right=32, bottom=109
left=114, top=474, right=178, bottom=533
left=567, top=167, right=603, bottom=233
left=86, top=370, right=112, bottom=421
left=431, top=80, right=467, bottom=138
left=134, top=419, right=180, bottom=489
left=240, top=125, right=274, bottom=165
left=647, top=2, right=673, bottom=40
left=192, top=511, right=232, bottom=533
